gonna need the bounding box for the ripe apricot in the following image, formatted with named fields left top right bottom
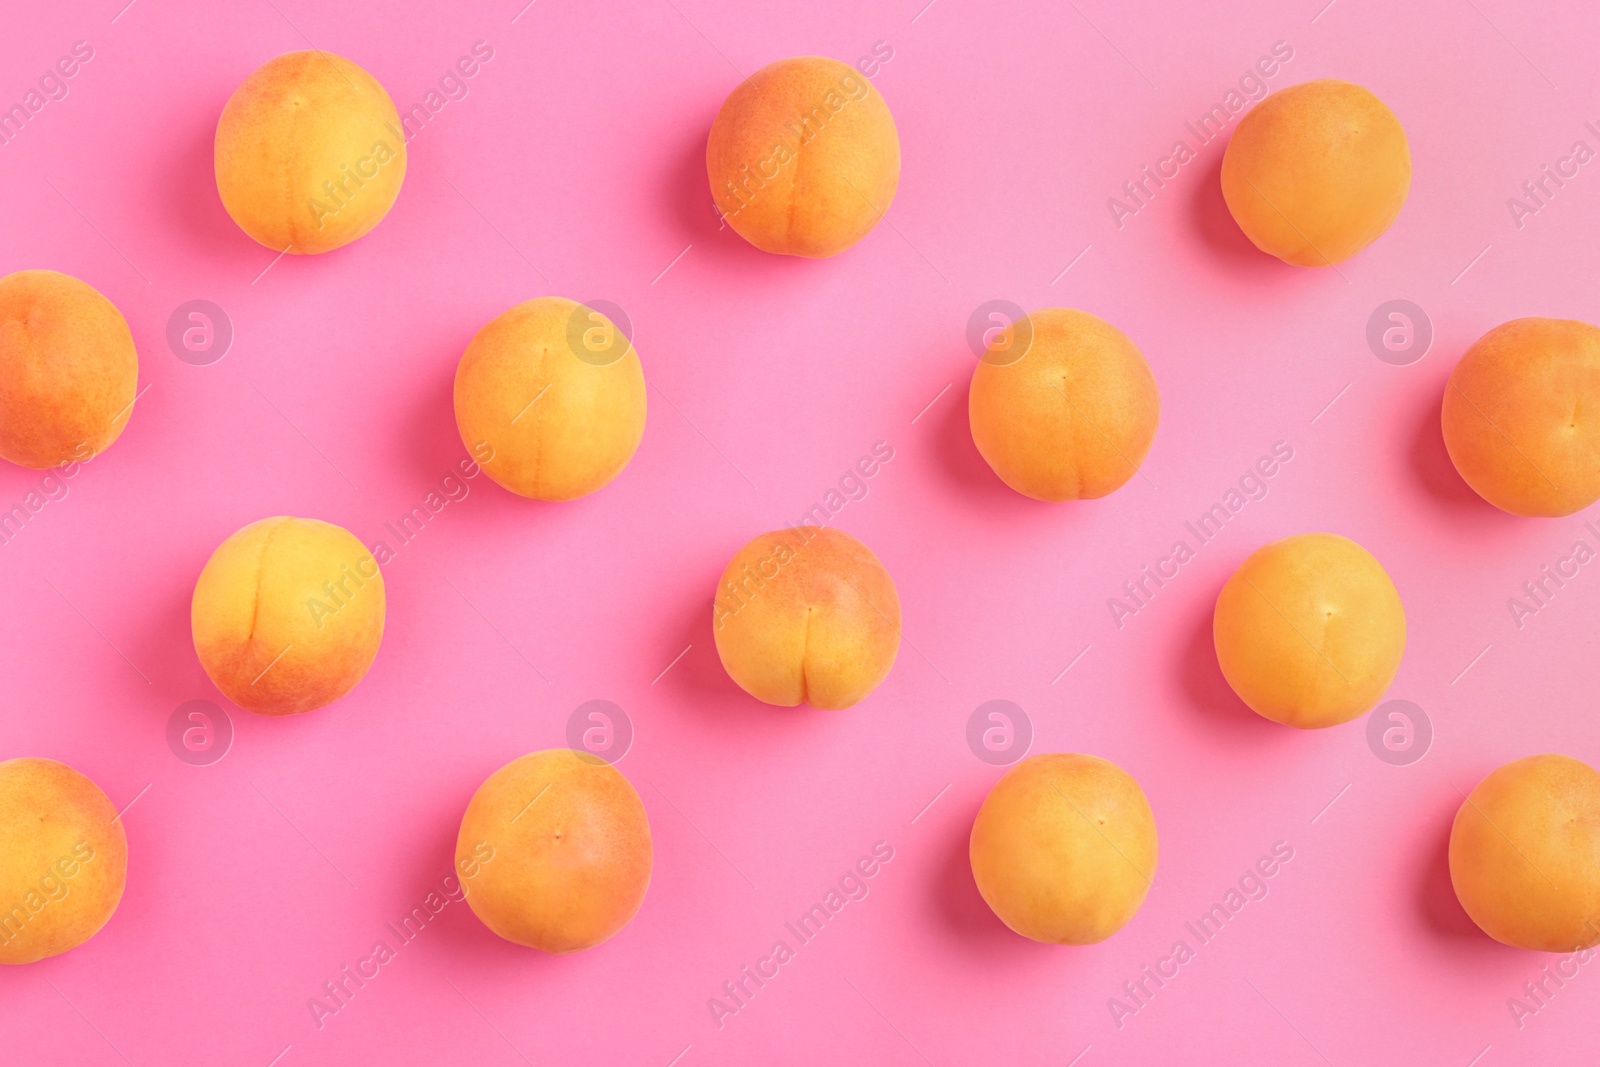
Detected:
left=968, top=308, right=1159, bottom=501
left=1213, top=533, right=1405, bottom=728
left=1221, top=79, right=1410, bottom=266
left=969, top=753, right=1157, bottom=945
left=1450, top=754, right=1600, bottom=952
left=0, top=758, right=127, bottom=964
left=0, top=270, right=137, bottom=469
left=454, top=297, right=646, bottom=501
left=707, top=56, right=900, bottom=257
left=456, top=749, right=652, bottom=952
left=215, top=51, right=406, bottom=254
left=1442, top=317, right=1600, bottom=517
left=191, top=516, right=385, bottom=715
left=712, top=526, right=900, bottom=709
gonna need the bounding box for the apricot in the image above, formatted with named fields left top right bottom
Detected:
left=191, top=516, right=384, bottom=715
left=215, top=51, right=406, bottom=254
left=1441, top=317, right=1600, bottom=517
left=1221, top=79, right=1410, bottom=266
left=454, top=297, right=646, bottom=501
left=1450, top=754, right=1600, bottom=951
left=0, top=270, right=137, bottom=469
left=707, top=56, right=900, bottom=257
left=0, top=758, right=127, bottom=964
left=969, top=753, right=1157, bottom=945
left=456, top=749, right=651, bottom=952
left=712, top=526, right=900, bottom=710
left=968, top=308, right=1159, bottom=501
left=1213, top=533, right=1405, bottom=729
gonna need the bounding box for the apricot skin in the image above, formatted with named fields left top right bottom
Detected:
left=969, top=753, right=1157, bottom=945
left=0, top=758, right=127, bottom=965
left=1213, top=533, right=1405, bottom=729
left=968, top=308, right=1160, bottom=501
left=454, top=297, right=646, bottom=501
left=0, top=270, right=137, bottom=470
left=1450, top=755, right=1600, bottom=952
left=707, top=56, right=900, bottom=258
left=191, top=516, right=385, bottom=716
left=712, top=526, right=900, bottom=710
left=1221, top=79, right=1410, bottom=266
left=1441, top=317, right=1600, bottom=517
left=215, top=51, right=406, bottom=254
left=456, top=750, right=652, bottom=953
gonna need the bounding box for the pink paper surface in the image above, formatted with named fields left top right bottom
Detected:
left=2, top=0, right=1598, bottom=1063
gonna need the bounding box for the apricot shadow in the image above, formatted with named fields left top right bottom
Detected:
left=1175, top=592, right=1282, bottom=743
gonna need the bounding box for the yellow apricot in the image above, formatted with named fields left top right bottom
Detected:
left=215, top=51, right=406, bottom=254
left=0, top=270, right=137, bottom=469
left=456, top=749, right=652, bottom=953
left=707, top=56, right=900, bottom=257
left=454, top=297, right=646, bottom=501
left=712, top=526, right=900, bottom=710
left=191, top=516, right=384, bottom=715
left=0, top=758, right=127, bottom=964
left=1450, top=754, right=1600, bottom=952
left=1221, top=79, right=1410, bottom=266
left=1442, top=317, right=1600, bottom=517
left=969, top=753, right=1157, bottom=945
left=968, top=308, right=1159, bottom=501
left=1213, top=533, right=1405, bottom=728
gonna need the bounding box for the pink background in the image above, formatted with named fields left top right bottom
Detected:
left=2, top=0, right=1598, bottom=1063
